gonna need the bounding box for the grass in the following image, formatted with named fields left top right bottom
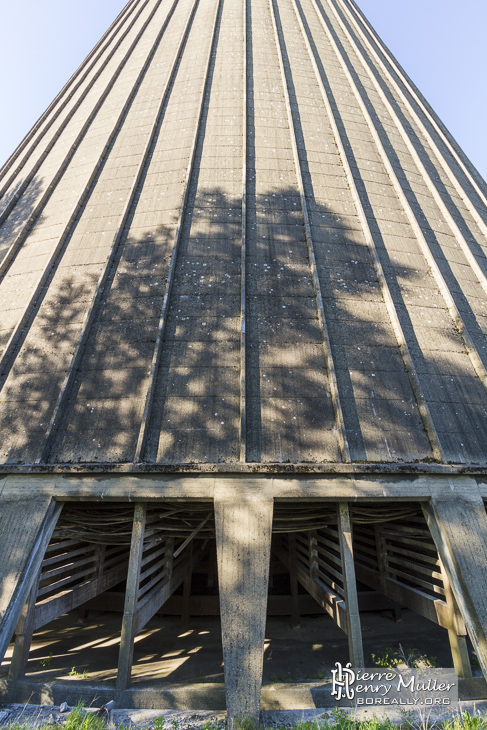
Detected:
left=68, top=667, right=89, bottom=679
left=5, top=702, right=106, bottom=730
left=2, top=705, right=487, bottom=730
left=231, top=710, right=487, bottom=730
left=371, top=646, right=439, bottom=670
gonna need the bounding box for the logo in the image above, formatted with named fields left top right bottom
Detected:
left=331, top=662, right=356, bottom=700
left=330, top=663, right=458, bottom=706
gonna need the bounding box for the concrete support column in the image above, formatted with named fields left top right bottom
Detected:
left=338, top=502, right=364, bottom=668
left=116, top=503, right=146, bottom=696
left=8, top=569, right=41, bottom=681
left=0, top=499, right=62, bottom=666
left=423, top=495, right=487, bottom=679
left=215, top=494, right=273, bottom=729
left=438, top=559, right=472, bottom=679
left=181, top=543, right=193, bottom=630
left=288, top=534, right=300, bottom=628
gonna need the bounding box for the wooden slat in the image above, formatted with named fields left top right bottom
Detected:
left=316, top=556, right=344, bottom=585
left=37, top=563, right=97, bottom=598
left=386, top=563, right=445, bottom=596
left=41, top=544, right=95, bottom=568
left=355, top=563, right=453, bottom=629
left=384, top=543, right=440, bottom=566
left=316, top=547, right=342, bottom=571
left=386, top=551, right=442, bottom=578
left=274, top=544, right=348, bottom=632
left=135, top=546, right=204, bottom=633
left=138, top=564, right=170, bottom=599
left=33, top=563, right=128, bottom=631
left=140, top=543, right=168, bottom=569
left=39, top=553, right=97, bottom=583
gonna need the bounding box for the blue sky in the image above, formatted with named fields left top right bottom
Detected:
left=1, top=0, right=486, bottom=180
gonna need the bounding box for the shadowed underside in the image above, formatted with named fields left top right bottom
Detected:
left=1, top=0, right=487, bottom=466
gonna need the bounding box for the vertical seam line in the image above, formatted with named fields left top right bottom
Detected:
left=313, top=0, right=487, bottom=397
left=291, top=0, right=442, bottom=459
left=268, top=0, right=351, bottom=462
left=38, top=0, right=199, bottom=464
left=134, top=0, right=224, bottom=462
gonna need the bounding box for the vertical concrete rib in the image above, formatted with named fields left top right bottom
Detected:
left=38, top=0, right=200, bottom=464
left=0, top=0, right=141, bottom=183
left=268, top=0, right=350, bottom=462
left=343, top=0, right=487, bottom=214
left=289, top=0, right=442, bottom=459
left=134, top=0, right=224, bottom=462
left=0, top=0, right=183, bottom=393
left=327, top=0, right=487, bottom=298
left=240, top=0, right=248, bottom=462
left=0, top=0, right=159, bottom=250
left=310, top=0, right=487, bottom=395
left=0, top=0, right=149, bottom=206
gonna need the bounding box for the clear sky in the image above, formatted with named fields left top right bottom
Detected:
left=1, top=0, right=486, bottom=180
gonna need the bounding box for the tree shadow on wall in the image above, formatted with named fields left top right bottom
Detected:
left=1, top=177, right=487, bottom=464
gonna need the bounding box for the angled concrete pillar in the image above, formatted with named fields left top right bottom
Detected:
left=288, top=534, right=301, bottom=628
left=116, top=502, right=146, bottom=695
left=337, top=503, right=364, bottom=668
left=8, top=568, right=41, bottom=681
left=422, top=492, right=487, bottom=678
left=215, top=494, right=273, bottom=729
left=0, top=498, right=62, bottom=666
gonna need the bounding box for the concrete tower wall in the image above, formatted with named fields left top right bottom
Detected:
left=2, top=0, right=487, bottom=467
left=3, top=6, right=487, bottom=722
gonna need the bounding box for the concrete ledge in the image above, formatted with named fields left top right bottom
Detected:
left=2, top=678, right=486, bottom=710
left=0, top=679, right=226, bottom=710
left=1, top=472, right=486, bottom=503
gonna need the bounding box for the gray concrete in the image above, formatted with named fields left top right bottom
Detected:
left=0, top=0, right=487, bottom=466
left=0, top=499, right=61, bottom=666
left=215, top=495, right=273, bottom=727
left=424, top=496, right=487, bottom=679
left=2, top=0, right=487, bottom=719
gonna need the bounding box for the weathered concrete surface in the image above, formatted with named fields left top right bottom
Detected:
left=1, top=0, right=487, bottom=466
left=1, top=471, right=483, bottom=501
left=215, top=495, right=273, bottom=726
left=423, top=495, right=487, bottom=680
left=1, top=679, right=486, bottom=712
left=2, top=0, right=487, bottom=717
left=0, top=496, right=60, bottom=663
